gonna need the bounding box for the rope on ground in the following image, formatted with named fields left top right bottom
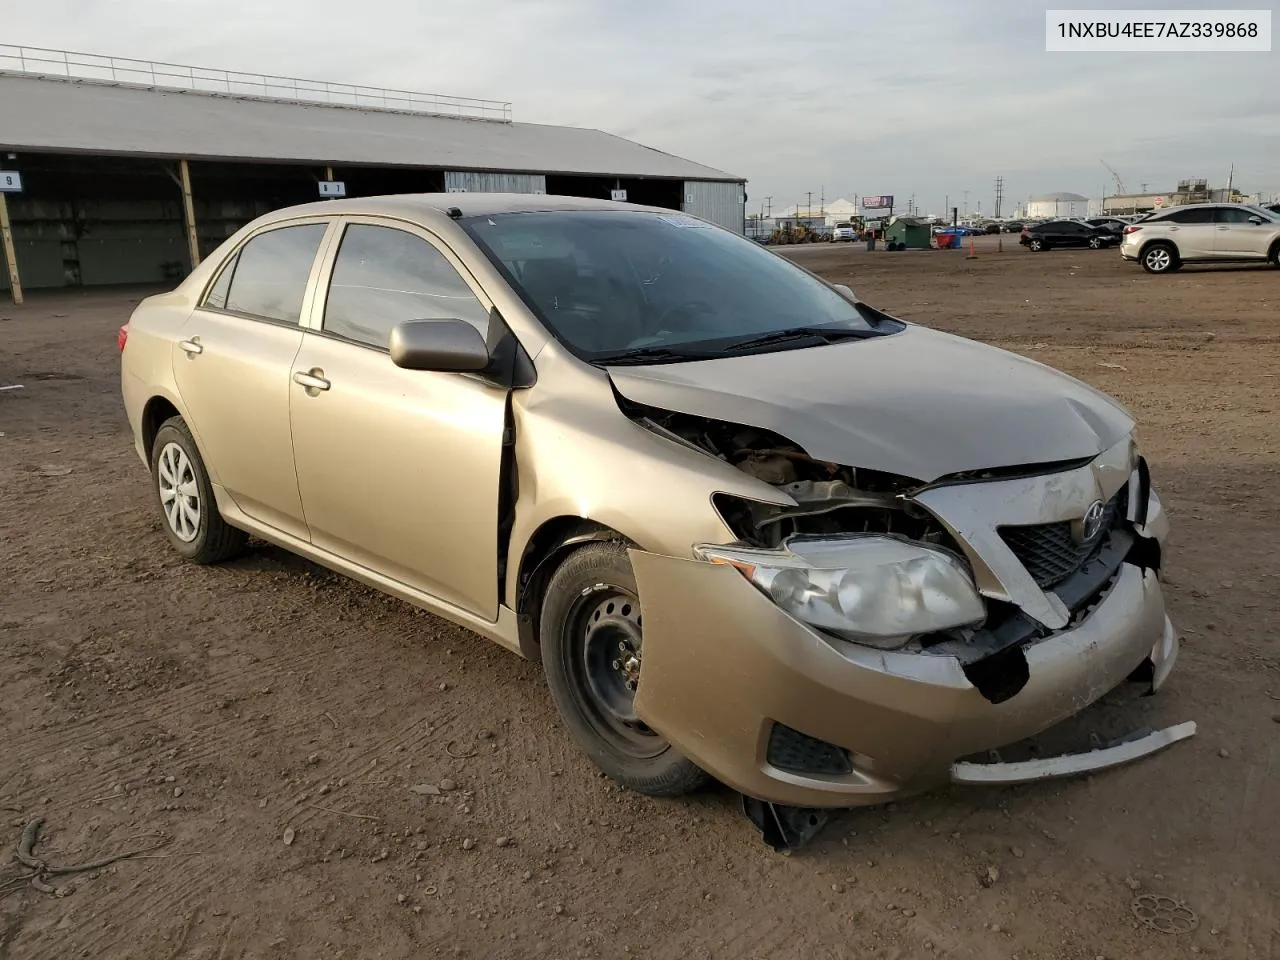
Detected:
left=2, top=817, right=172, bottom=898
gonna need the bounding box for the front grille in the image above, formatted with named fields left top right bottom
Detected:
left=999, top=493, right=1123, bottom=589
left=766, top=723, right=852, bottom=776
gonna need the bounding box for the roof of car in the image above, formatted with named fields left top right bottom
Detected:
left=256, top=192, right=677, bottom=225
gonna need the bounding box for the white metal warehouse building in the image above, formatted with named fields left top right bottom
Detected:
left=0, top=47, right=746, bottom=292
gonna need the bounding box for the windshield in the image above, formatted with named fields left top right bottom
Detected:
left=462, top=210, right=881, bottom=362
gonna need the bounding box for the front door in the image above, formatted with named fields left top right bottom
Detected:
left=289, top=219, right=507, bottom=619
left=1213, top=206, right=1274, bottom=258
left=172, top=220, right=333, bottom=540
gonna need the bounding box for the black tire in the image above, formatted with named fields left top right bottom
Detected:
left=1029, top=238, right=1045, bottom=252
left=539, top=540, right=710, bottom=796
left=1270, top=242, right=1280, bottom=268
left=1140, top=242, right=1179, bottom=274
left=150, top=416, right=247, bottom=564
left=1088, top=236, right=1104, bottom=250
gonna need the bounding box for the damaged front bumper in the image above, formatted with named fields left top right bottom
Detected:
left=630, top=549, right=1186, bottom=809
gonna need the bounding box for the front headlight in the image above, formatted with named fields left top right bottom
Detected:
left=694, top=535, right=985, bottom=650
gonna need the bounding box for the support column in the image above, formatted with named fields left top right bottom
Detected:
left=0, top=193, right=22, bottom=305
left=179, top=159, right=200, bottom=270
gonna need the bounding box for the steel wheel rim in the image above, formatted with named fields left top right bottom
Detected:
left=570, top=586, right=664, bottom=758
left=157, top=442, right=201, bottom=542
left=1147, top=248, right=1171, bottom=270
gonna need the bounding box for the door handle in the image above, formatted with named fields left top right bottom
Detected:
left=179, top=338, right=203, bottom=355
left=293, top=369, right=331, bottom=391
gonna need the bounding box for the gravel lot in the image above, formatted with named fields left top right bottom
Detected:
left=1, top=241, right=1277, bottom=959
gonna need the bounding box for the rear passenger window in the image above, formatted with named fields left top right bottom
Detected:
left=203, top=254, right=237, bottom=310
left=223, top=224, right=327, bottom=324
left=1167, top=208, right=1215, bottom=225
left=323, top=224, right=490, bottom=349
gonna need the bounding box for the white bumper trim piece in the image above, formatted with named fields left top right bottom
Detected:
left=950, top=720, right=1196, bottom=785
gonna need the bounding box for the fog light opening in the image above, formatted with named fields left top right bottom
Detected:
left=963, top=646, right=1030, bottom=704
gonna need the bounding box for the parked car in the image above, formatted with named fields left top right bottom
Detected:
left=120, top=194, right=1185, bottom=838
left=1120, top=202, right=1280, bottom=273
left=934, top=224, right=980, bottom=237
left=1020, top=219, right=1118, bottom=251
left=1264, top=202, right=1280, bottom=216
left=982, top=222, right=1001, bottom=235
left=1086, top=217, right=1129, bottom=235
left=1001, top=221, right=1024, bottom=233
left=830, top=222, right=858, bottom=242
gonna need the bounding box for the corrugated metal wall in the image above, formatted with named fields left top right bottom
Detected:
left=444, top=171, right=546, bottom=194
left=682, top=181, right=745, bottom=234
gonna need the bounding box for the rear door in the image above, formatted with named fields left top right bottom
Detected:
left=172, top=220, right=335, bottom=539
left=1162, top=207, right=1217, bottom=258
left=1052, top=221, right=1084, bottom=246
left=1213, top=206, right=1274, bottom=258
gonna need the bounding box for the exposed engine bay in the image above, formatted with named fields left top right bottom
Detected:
left=625, top=400, right=960, bottom=552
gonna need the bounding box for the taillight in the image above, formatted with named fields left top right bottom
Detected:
left=1020, top=228, right=1029, bottom=235
left=117, top=325, right=129, bottom=352
left=1123, top=225, right=1141, bottom=235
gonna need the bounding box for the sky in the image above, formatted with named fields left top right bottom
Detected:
left=7, top=0, right=1278, bottom=215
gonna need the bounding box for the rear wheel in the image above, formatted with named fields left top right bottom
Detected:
left=1141, top=242, right=1178, bottom=274
left=539, top=540, right=710, bottom=796
left=1088, top=236, right=1104, bottom=250
left=150, top=417, right=247, bottom=563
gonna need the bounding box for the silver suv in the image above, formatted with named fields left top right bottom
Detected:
left=1121, top=202, right=1280, bottom=274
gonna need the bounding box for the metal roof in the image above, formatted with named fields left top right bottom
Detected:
left=0, top=73, right=740, bottom=182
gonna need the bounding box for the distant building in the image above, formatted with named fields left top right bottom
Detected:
left=1026, top=192, right=1091, bottom=219
left=774, top=197, right=860, bottom=226
left=1102, top=179, right=1247, bottom=215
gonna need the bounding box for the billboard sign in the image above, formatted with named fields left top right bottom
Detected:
left=862, top=194, right=893, bottom=210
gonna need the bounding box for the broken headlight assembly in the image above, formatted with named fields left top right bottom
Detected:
left=694, top=536, right=986, bottom=650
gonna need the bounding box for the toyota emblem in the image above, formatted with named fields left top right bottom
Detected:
left=1080, top=499, right=1106, bottom=542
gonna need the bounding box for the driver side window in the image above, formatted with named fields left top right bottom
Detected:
left=323, top=224, right=490, bottom=350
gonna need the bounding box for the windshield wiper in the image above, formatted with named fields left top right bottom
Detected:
left=717, top=326, right=881, bottom=354
left=594, top=345, right=719, bottom=366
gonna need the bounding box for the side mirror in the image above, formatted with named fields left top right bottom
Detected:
left=1248, top=215, right=1264, bottom=225
left=832, top=282, right=858, bottom=302
left=389, top=319, right=490, bottom=372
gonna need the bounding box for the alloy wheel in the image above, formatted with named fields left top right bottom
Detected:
left=1145, top=247, right=1172, bottom=272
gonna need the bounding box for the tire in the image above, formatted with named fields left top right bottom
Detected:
left=1270, top=243, right=1280, bottom=268
left=150, top=416, right=247, bottom=563
left=1141, top=242, right=1178, bottom=274
left=539, top=540, right=710, bottom=796
left=1029, top=238, right=1045, bottom=252
left=1088, top=236, right=1104, bottom=250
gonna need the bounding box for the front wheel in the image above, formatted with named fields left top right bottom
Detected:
left=1029, top=238, right=1045, bottom=252
left=150, top=417, right=247, bottom=563
left=539, top=540, right=710, bottom=796
left=1088, top=236, right=1104, bottom=249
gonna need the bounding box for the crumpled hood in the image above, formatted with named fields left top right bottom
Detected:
left=607, top=325, right=1133, bottom=483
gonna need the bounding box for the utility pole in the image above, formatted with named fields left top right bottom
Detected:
left=806, top=191, right=813, bottom=217
left=994, top=176, right=1004, bottom=219
left=765, top=196, right=772, bottom=219
left=820, top=186, right=825, bottom=215
left=963, top=189, right=970, bottom=217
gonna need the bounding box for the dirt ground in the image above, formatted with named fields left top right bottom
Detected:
left=1, top=240, right=1278, bottom=960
